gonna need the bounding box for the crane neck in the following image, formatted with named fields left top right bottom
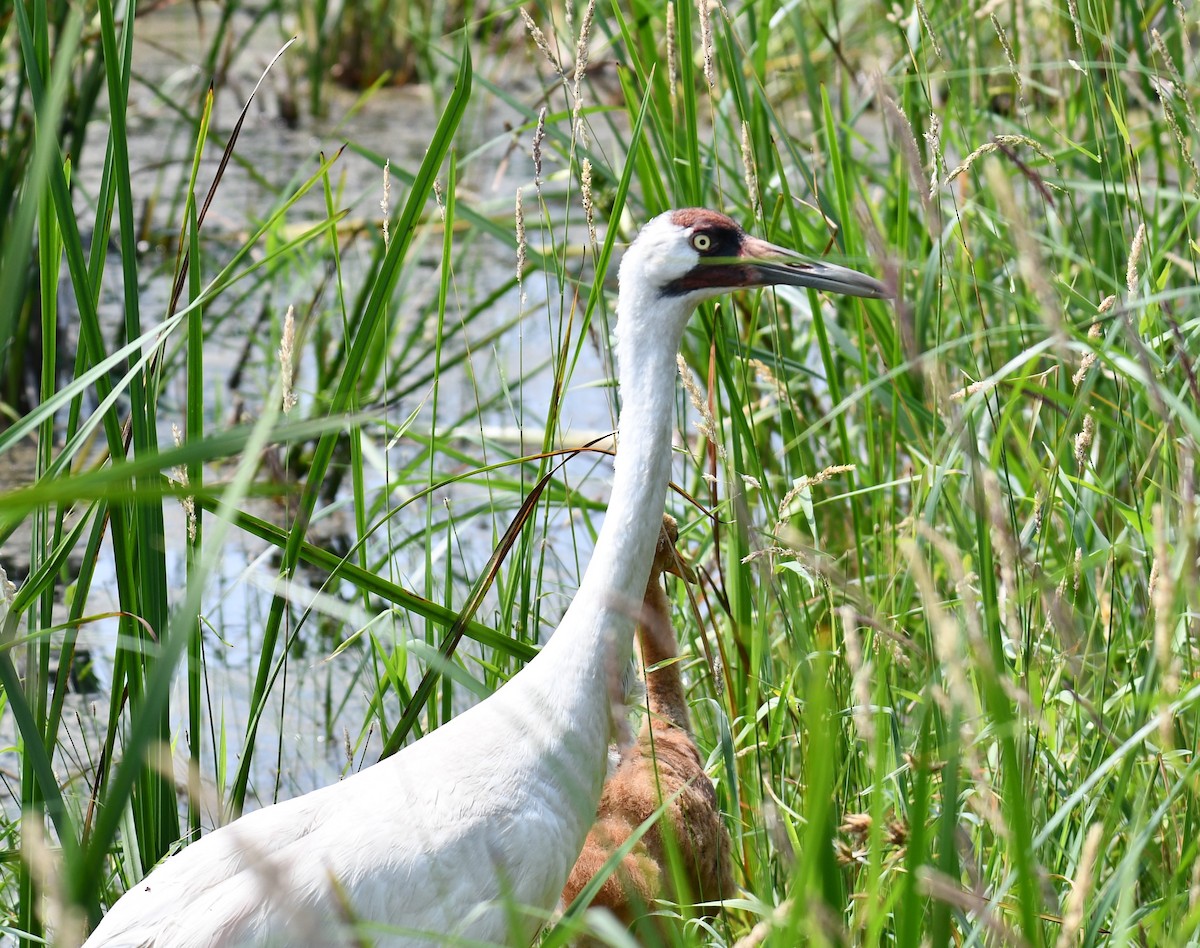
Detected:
left=483, top=271, right=699, bottom=858
left=586, top=334, right=680, bottom=618
left=525, top=284, right=695, bottom=719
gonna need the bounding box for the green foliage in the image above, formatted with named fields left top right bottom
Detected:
left=1, top=0, right=1198, bottom=945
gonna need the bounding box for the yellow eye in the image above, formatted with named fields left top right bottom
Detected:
left=691, top=233, right=712, bottom=252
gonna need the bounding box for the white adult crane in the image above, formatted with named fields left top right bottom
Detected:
left=82, top=208, right=888, bottom=947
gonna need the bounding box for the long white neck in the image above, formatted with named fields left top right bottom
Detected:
left=505, top=278, right=694, bottom=815
left=531, top=290, right=690, bottom=682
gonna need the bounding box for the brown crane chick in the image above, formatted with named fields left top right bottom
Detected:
left=563, top=514, right=735, bottom=937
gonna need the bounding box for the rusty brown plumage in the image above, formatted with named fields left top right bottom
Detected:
left=562, top=514, right=734, bottom=938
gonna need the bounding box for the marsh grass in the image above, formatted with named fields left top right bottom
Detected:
left=1, top=0, right=1198, bottom=945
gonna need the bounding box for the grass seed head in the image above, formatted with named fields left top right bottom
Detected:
left=677, top=354, right=725, bottom=458
left=1074, top=413, right=1095, bottom=468
left=740, top=121, right=759, bottom=219
left=1072, top=322, right=1102, bottom=386
left=1066, top=0, right=1084, bottom=47
left=748, top=357, right=792, bottom=409
left=571, top=0, right=595, bottom=144
left=903, top=750, right=946, bottom=773
left=515, top=188, right=527, bottom=307
left=520, top=9, right=564, bottom=79
left=774, top=466, right=855, bottom=538
left=839, top=813, right=872, bottom=838
left=907, top=532, right=976, bottom=713
left=914, top=0, right=944, bottom=60
left=877, top=83, right=932, bottom=221
left=432, top=178, right=445, bottom=222
left=730, top=900, right=794, bottom=948
left=950, top=377, right=995, bottom=400
left=580, top=158, right=596, bottom=247
left=1152, top=77, right=1200, bottom=193
left=1152, top=504, right=1179, bottom=744
left=944, top=134, right=1053, bottom=186
left=1151, top=28, right=1196, bottom=128
left=380, top=159, right=391, bottom=246
left=833, top=839, right=856, bottom=865
left=280, top=305, right=298, bottom=415
left=1126, top=222, right=1147, bottom=296
left=1055, top=823, right=1103, bottom=948
left=572, top=0, right=595, bottom=87
left=171, top=423, right=196, bottom=542
left=991, top=14, right=1024, bottom=104
left=532, top=107, right=546, bottom=191
left=699, top=0, right=715, bottom=88
left=925, top=112, right=943, bottom=198
left=666, top=2, right=677, bottom=105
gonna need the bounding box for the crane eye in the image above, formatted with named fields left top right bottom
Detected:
left=690, top=233, right=713, bottom=252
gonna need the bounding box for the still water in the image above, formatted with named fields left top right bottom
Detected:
left=0, top=4, right=633, bottom=825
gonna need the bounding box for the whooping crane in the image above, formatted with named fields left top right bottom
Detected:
left=82, top=209, right=888, bottom=947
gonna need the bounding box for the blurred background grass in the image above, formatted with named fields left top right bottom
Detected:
left=0, top=0, right=1198, bottom=944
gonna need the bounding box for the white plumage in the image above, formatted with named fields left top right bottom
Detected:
left=83, top=209, right=887, bottom=947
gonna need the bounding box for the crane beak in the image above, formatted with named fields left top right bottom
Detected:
left=663, top=554, right=698, bottom=584
left=737, top=234, right=893, bottom=300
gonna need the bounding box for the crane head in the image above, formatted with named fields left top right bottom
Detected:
left=625, top=208, right=891, bottom=303
left=653, top=513, right=697, bottom=584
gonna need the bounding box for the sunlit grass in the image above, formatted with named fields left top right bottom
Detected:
left=1, top=0, right=1198, bottom=945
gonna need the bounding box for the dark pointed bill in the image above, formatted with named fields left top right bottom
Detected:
left=665, top=232, right=892, bottom=300
left=737, top=235, right=892, bottom=299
